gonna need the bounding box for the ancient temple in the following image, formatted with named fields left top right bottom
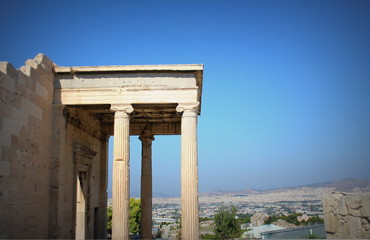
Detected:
left=0, top=54, right=203, bottom=239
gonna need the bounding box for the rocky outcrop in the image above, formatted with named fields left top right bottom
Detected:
left=323, top=192, right=370, bottom=239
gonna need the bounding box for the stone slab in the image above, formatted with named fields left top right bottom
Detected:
left=0, top=161, right=10, bottom=176
left=21, top=98, right=42, bottom=120
left=0, top=73, right=15, bottom=92
left=35, top=82, right=48, bottom=99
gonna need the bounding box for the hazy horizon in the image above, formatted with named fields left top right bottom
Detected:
left=2, top=1, right=370, bottom=197
left=107, top=177, right=370, bottom=198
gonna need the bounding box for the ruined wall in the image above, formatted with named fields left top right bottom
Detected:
left=0, top=54, right=55, bottom=238
left=0, top=54, right=108, bottom=239
left=323, top=192, right=370, bottom=239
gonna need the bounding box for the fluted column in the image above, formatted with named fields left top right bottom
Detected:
left=111, top=104, right=134, bottom=240
left=139, top=131, right=155, bottom=239
left=176, top=103, right=199, bottom=240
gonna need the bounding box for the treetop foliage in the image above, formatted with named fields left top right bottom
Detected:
left=106, top=198, right=141, bottom=235
left=213, top=205, right=243, bottom=239
left=129, top=198, right=141, bottom=234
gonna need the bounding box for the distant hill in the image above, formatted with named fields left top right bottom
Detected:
left=200, top=189, right=260, bottom=197
left=200, top=178, right=370, bottom=197
left=108, top=178, right=370, bottom=198
left=200, top=190, right=235, bottom=197
left=305, top=178, right=370, bottom=192
left=109, top=191, right=176, bottom=199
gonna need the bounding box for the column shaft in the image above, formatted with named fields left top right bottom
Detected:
left=98, top=136, right=109, bottom=239
left=180, top=108, right=199, bottom=240
left=140, top=133, right=154, bottom=239
left=112, top=108, right=131, bottom=240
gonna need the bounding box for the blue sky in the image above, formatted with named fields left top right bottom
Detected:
left=1, top=0, right=370, bottom=196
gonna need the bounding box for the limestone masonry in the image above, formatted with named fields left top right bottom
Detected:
left=0, top=54, right=203, bottom=239
left=323, top=192, right=370, bottom=239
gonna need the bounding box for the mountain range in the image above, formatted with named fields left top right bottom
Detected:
left=108, top=178, right=370, bottom=198
left=200, top=178, right=370, bottom=197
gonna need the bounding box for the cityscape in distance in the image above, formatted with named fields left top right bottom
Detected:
left=108, top=178, right=370, bottom=220
left=153, top=178, right=370, bottom=219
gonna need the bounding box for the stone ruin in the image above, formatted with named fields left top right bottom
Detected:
left=0, top=54, right=203, bottom=239
left=323, top=192, right=370, bottom=239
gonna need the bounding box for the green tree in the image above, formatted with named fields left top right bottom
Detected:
left=265, top=213, right=304, bottom=226
left=107, top=206, right=112, bottom=235
left=264, top=215, right=278, bottom=225
left=129, top=198, right=141, bottom=234
left=237, top=215, right=251, bottom=224
left=106, top=198, right=141, bottom=235
left=305, top=216, right=324, bottom=225
left=213, top=205, right=243, bottom=239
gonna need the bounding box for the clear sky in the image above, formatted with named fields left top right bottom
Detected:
left=1, top=0, right=370, bottom=196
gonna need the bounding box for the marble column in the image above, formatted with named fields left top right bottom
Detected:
left=98, top=135, right=109, bottom=239
left=111, top=104, right=134, bottom=240
left=176, top=103, right=199, bottom=240
left=139, top=131, right=155, bottom=239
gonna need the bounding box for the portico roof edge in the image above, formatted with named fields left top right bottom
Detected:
left=54, top=64, right=203, bottom=73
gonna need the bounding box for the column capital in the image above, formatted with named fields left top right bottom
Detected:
left=176, top=102, right=199, bottom=114
left=139, top=130, right=155, bottom=142
left=110, top=104, right=134, bottom=113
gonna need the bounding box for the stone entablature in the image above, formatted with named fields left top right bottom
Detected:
left=54, top=65, right=203, bottom=107
left=323, top=192, right=370, bottom=239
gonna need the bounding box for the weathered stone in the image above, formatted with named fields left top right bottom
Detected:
left=0, top=101, right=12, bottom=121
left=360, top=197, right=370, bottom=217
left=324, top=212, right=335, bottom=233
left=0, top=160, right=10, bottom=176
left=21, top=98, right=43, bottom=121
left=0, top=72, right=15, bottom=92
left=324, top=192, right=370, bottom=239
left=337, top=196, right=347, bottom=215
left=0, top=62, right=8, bottom=73
left=4, top=88, right=21, bottom=108
left=18, top=70, right=35, bottom=91
left=362, top=218, right=370, bottom=231
left=349, top=216, right=361, bottom=237
left=1, top=54, right=204, bottom=240
left=1, top=55, right=57, bottom=238
left=11, top=107, right=28, bottom=127
left=0, top=62, right=18, bottom=80
left=35, top=82, right=48, bottom=99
